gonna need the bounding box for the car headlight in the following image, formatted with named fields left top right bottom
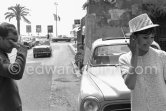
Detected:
left=82, top=98, right=99, bottom=111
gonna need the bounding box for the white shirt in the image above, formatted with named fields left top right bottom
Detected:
left=119, top=47, right=166, bottom=111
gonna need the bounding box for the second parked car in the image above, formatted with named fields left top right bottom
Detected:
left=33, top=40, right=52, bottom=58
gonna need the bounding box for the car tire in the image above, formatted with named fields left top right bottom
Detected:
left=34, top=54, right=36, bottom=58
left=49, top=53, right=51, bottom=57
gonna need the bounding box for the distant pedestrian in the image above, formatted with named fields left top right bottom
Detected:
left=119, top=13, right=166, bottom=111
left=0, top=22, right=27, bottom=111
left=47, top=33, right=50, bottom=39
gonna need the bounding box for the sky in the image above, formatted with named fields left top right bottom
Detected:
left=0, top=0, right=86, bottom=36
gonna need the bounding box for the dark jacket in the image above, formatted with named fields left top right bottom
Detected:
left=0, top=50, right=26, bottom=111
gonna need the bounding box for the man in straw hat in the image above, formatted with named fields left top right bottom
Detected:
left=0, top=22, right=27, bottom=111
left=119, top=13, right=166, bottom=111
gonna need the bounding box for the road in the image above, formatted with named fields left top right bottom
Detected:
left=9, top=42, right=81, bottom=111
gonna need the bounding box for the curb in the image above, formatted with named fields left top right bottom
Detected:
left=68, top=43, right=77, bottom=55
left=71, top=60, right=81, bottom=78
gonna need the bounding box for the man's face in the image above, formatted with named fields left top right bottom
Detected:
left=0, top=31, right=18, bottom=53
left=137, top=33, right=155, bottom=51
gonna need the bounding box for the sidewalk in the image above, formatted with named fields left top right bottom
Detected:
left=68, top=43, right=77, bottom=55
left=49, top=43, right=81, bottom=111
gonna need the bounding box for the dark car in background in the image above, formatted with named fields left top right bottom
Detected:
left=52, top=35, right=71, bottom=42
left=33, top=40, right=52, bottom=58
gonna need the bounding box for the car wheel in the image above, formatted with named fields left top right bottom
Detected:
left=48, top=53, right=51, bottom=57
left=34, top=54, right=36, bottom=58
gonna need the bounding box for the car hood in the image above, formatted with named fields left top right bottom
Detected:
left=88, top=66, right=130, bottom=101
left=33, top=45, right=50, bottom=48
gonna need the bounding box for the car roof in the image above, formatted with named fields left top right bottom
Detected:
left=92, top=37, right=129, bottom=50
left=92, top=37, right=161, bottom=50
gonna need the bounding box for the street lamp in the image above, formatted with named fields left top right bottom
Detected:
left=54, top=2, right=58, bottom=38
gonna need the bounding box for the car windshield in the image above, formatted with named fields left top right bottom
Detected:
left=37, top=40, right=50, bottom=46
left=42, top=40, right=50, bottom=45
left=91, top=44, right=130, bottom=66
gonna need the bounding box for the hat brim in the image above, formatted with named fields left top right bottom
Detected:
left=134, top=24, right=159, bottom=32
left=125, top=24, right=159, bottom=36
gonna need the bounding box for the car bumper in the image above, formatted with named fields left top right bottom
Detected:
left=34, top=52, right=51, bottom=56
left=78, top=98, right=130, bottom=111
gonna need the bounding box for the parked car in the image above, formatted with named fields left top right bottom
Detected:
left=22, top=41, right=33, bottom=49
left=21, top=35, right=36, bottom=49
left=33, top=40, right=52, bottom=58
left=52, top=36, right=71, bottom=42
left=78, top=37, right=161, bottom=111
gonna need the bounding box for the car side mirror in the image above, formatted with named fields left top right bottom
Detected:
left=85, top=60, right=91, bottom=71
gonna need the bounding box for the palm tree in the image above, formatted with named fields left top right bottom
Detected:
left=4, top=4, right=31, bottom=35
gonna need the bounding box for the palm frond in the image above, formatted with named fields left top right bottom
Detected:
left=22, top=16, right=31, bottom=24
left=4, top=12, right=14, bottom=16
left=21, top=12, right=29, bottom=16
left=21, top=7, right=29, bottom=12
left=8, top=16, right=15, bottom=21
left=5, top=13, right=15, bottom=19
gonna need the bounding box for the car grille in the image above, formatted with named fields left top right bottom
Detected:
left=103, top=103, right=131, bottom=111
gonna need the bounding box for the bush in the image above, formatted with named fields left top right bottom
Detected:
left=75, top=49, right=84, bottom=70
left=141, top=1, right=166, bottom=25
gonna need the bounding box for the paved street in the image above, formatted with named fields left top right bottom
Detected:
left=9, top=42, right=80, bottom=111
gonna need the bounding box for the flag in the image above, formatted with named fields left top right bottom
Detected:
left=53, top=14, right=60, bottom=21
left=26, top=25, right=31, bottom=33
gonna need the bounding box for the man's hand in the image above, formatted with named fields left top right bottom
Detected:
left=128, top=35, right=139, bottom=56
left=9, top=40, right=28, bottom=58
left=9, top=40, right=20, bottom=49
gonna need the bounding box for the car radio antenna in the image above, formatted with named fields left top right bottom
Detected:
left=121, top=27, right=128, bottom=42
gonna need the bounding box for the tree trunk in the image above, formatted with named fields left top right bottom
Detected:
left=17, top=18, right=21, bottom=41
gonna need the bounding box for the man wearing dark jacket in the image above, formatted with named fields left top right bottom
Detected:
left=0, top=22, right=27, bottom=111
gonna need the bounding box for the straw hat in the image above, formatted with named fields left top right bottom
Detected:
left=126, top=13, right=159, bottom=36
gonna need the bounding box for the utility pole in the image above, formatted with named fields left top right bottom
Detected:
left=54, top=2, right=58, bottom=38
